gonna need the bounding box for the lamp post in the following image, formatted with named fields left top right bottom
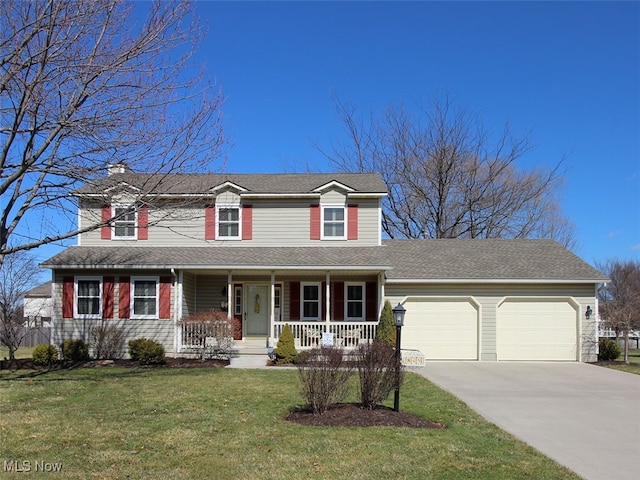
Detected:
left=392, top=303, right=406, bottom=412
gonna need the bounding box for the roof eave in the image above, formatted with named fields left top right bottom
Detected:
left=385, top=278, right=608, bottom=284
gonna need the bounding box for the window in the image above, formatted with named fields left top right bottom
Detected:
left=217, top=205, right=241, bottom=239
left=322, top=206, right=345, bottom=239
left=234, top=286, right=243, bottom=316
left=302, top=282, right=321, bottom=320
left=131, top=277, right=158, bottom=319
left=275, top=285, right=281, bottom=321
left=345, top=283, right=365, bottom=320
left=75, top=277, right=101, bottom=318
left=113, top=205, right=136, bottom=238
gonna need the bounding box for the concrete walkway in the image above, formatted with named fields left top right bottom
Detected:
left=416, top=362, right=640, bottom=480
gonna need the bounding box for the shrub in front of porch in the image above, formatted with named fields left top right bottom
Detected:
left=128, top=338, right=165, bottom=365
left=356, top=340, right=403, bottom=410
left=275, top=323, right=297, bottom=364
left=296, top=346, right=353, bottom=414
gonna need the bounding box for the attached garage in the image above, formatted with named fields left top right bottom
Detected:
left=496, top=299, right=578, bottom=361
left=402, top=298, right=479, bottom=360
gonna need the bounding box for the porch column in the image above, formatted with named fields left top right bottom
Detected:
left=325, top=272, right=331, bottom=325
left=379, top=272, right=386, bottom=318
left=226, top=272, right=233, bottom=320
left=270, top=271, right=276, bottom=344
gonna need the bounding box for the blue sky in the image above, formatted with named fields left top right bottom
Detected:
left=25, top=0, right=639, bottom=280
left=195, top=0, right=639, bottom=266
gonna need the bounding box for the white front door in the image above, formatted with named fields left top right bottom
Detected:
left=246, top=284, right=269, bottom=336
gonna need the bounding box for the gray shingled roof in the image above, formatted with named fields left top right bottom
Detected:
left=74, top=173, right=388, bottom=196
left=40, top=246, right=393, bottom=271
left=41, top=240, right=607, bottom=283
left=382, top=239, right=607, bottom=282
left=24, top=281, right=52, bottom=297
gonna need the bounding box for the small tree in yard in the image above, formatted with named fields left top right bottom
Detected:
left=0, top=251, right=44, bottom=360
left=375, top=300, right=396, bottom=347
left=275, top=324, right=297, bottom=364
left=296, top=347, right=354, bottom=415
left=357, top=341, right=403, bottom=410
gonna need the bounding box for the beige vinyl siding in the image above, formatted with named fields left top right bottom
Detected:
left=384, top=282, right=597, bottom=362
left=79, top=197, right=382, bottom=247
left=52, top=270, right=177, bottom=355
left=181, top=272, right=197, bottom=318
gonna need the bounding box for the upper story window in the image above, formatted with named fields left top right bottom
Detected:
left=131, top=277, right=159, bottom=319
left=113, top=205, right=136, bottom=239
left=75, top=277, right=101, bottom=318
left=322, top=206, right=345, bottom=239
left=301, top=282, right=321, bottom=320
left=345, top=282, right=365, bottom=320
left=217, top=205, right=241, bottom=240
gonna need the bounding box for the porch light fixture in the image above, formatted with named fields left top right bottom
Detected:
left=585, top=306, right=593, bottom=320
left=391, top=303, right=406, bottom=412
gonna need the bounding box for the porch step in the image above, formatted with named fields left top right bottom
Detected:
left=228, top=339, right=270, bottom=368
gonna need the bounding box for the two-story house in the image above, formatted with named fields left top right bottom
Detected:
left=42, top=169, right=608, bottom=362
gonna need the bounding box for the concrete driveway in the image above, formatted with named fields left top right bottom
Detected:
left=416, top=362, right=640, bottom=480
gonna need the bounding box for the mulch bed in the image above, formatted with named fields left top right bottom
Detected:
left=0, top=357, right=228, bottom=371
left=285, top=403, right=445, bottom=429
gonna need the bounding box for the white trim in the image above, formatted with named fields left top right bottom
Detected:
left=321, top=204, right=346, bottom=240
left=386, top=278, right=604, bottom=284
left=209, top=181, right=248, bottom=193
left=215, top=204, right=242, bottom=240
left=130, top=276, right=160, bottom=319
left=301, top=282, right=322, bottom=321
left=111, top=204, right=138, bottom=240
left=345, top=282, right=366, bottom=321
left=74, top=276, right=102, bottom=319
left=313, top=180, right=356, bottom=193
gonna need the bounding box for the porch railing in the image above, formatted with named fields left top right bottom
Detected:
left=274, top=321, right=377, bottom=349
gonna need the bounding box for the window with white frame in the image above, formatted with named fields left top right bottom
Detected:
left=131, top=277, right=159, bottom=319
left=302, top=282, right=321, bottom=320
left=274, top=285, right=281, bottom=321
left=217, top=205, right=241, bottom=239
left=113, top=205, right=137, bottom=238
left=322, top=206, right=345, bottom=239
left=234, top=286, right=242, bottom=316
left=345, top=283, right=365, bottom=320
left=75, top=277, right=101, bottom=318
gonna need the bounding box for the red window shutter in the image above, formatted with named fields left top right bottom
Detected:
left=101, top=205, right=111, bottom=239
left=310, top=204, right=320, bottom=240
left=348, top=204, right=358, bottom=240
left=138, top=205, right=149, bottom=240
left=159, top=277, right=171, bottom=318
left=119, top=277, right=130, bottom=319
left=242, top=204, right=253, bottom=240
left=103, top=277, right=114, bottom=318
left=62, top=277, right=74, bottom=318
left=205, top=205, right=216, bottom=240
left=290, top=281, right=300, bottom=320
left=333, top=282, right=344, bottom=321
left=365, top=281, right=377, bottom=321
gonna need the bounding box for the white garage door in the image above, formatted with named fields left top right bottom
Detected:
left=497, top=300, right=577, bottom=361
left=402, top=299, right=478, bottom=360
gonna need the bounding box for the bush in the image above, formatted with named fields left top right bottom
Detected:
left=356, top=340, right=403, bottom=410
left=296, top=347, right=353, bottom=415
left=62, top=338, right=89, bottom=362
left=32, top=344, right=58, bottom=367
left=128, top=338, right=165, bottom=365
left=375, top=300, right=396, bottom=347
left=275, top=324, right=297, bottom=364
left=599, top=338, right=621, bottom=361
left=90, top=324, right=125, bottom=359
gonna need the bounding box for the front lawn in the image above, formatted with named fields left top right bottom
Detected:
left=607, top=348, right=640, bottom=375
left=0, top=367, right=579, bottom=479
left=0, top=346, right=34, bottom=359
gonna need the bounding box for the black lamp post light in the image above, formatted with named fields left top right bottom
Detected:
left=392, top=303, right=406, bottom=412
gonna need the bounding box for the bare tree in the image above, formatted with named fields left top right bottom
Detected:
left=598, top=259, right=640, bottom=364
left=319, top=96, right=576, bottom=248
left=0, top=0, right=225, bottom=266
left=0, top=251, right=43, bottom=360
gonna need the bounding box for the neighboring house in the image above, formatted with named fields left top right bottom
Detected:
left=41, top=170, right=608, bottom=362
left=23, top=281, right=53, bottom=328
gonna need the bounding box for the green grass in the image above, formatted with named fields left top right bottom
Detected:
left=0, top=346, right=34, bottom=359
left=607, top=348, right=640, bottom=375
left=0, top=367, right=580, bottom=480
